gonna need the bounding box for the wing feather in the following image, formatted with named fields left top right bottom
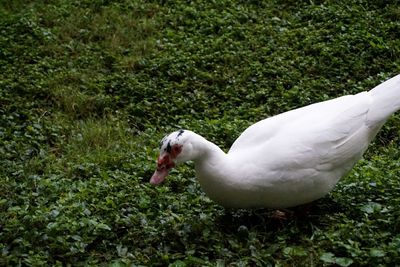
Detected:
left=230, top=92, right=374, bottom=173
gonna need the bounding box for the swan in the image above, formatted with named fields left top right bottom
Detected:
left=150, top=74, right=400, bottom=208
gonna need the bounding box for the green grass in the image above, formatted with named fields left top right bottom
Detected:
left=1, top=0, right=400, bottom=265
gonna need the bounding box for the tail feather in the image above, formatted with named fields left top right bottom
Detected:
left=367, top=74, right=400, bottom=126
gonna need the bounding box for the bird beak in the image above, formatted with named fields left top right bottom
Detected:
left=150, top=154, right=175, bottom=185
left=150, top=167, right=170, bottom=185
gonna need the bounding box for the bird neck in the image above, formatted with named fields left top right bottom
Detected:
left=188, top=132, right=234, bottom=182
left=189, top=133, right=244, bottom=207
left=187, top=131, right=227, bottom=164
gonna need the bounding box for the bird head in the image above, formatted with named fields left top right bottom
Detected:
left=150, top=129, right=190, bottom=185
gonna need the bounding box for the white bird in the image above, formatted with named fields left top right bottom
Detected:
left=150, top=74, right=400, bottom=209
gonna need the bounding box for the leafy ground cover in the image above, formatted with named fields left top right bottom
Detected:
left=1, top=0, right=400, bottom=265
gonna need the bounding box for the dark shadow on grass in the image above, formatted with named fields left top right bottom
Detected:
left=213, top=195, right=347, bottom=234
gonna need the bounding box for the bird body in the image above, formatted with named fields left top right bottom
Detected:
left=151, top=75, right=400, bottom=208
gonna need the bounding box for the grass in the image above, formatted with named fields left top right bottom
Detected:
left=1, top=0, right=400, bottom=265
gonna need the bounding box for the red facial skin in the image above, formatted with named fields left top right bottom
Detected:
left=170, top=144, right=182, bottom=159
left=157, top=154, right=175, bottom=171
left=150, top=144, right=182, bottom=185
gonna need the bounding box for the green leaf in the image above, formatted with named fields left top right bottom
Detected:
left=335, top=257, right=353, bottom=267
left=96, top=223, right=112, bottom=231
left=109, top=260, right=127, bottom=267
left=361, top=202, right=382, bottom=214
left=320, top=252, right=335, bottom=264
left=283, top=246, right=307, bottom=257
left=169, top=260, right=186, bottom=267
left=369, top=248, right=386, bottom=257
left=320, top=253, right=353, bottom=267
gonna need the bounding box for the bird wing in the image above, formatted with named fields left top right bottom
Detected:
left=229, top=92, right=374, bottom=172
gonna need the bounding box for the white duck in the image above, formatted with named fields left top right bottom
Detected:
left=150, top=74, right=400, bottom=209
